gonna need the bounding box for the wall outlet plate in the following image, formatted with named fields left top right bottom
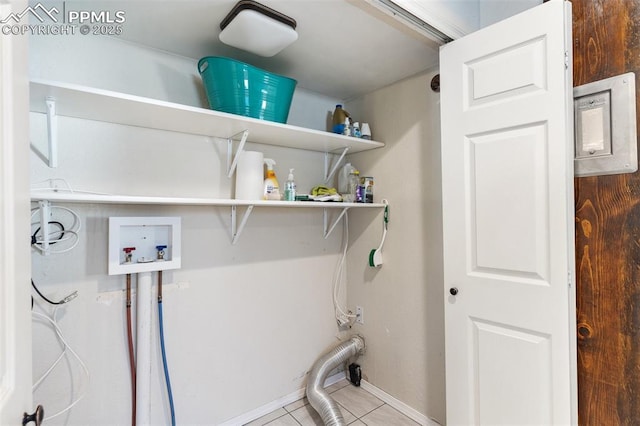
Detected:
left=574, top=72, right=637, bottom=177
left=108, top=217, right=181, bottom=275
left=356, top=306, right=364, bottom=324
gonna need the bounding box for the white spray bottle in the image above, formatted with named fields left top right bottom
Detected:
left=263, top=159, right=281, bottom=200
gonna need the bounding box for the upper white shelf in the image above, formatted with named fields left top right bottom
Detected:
left=29, top=79, right=385, bottom=154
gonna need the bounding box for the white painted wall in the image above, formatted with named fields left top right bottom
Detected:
left=347, top=69, right=446, bottom=424
left=478, top=0, right=542, bottom=28
left=29, top=34, right=356, bottom=425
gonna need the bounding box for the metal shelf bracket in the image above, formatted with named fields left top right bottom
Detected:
left=324, top=147, right=349, bottom=183
left=37, top=200, right=52, bottom=255
left=227, top=130, right=250, bottom=178
left=323, top=207, right=349, bottom=239
left=45, top=97, right=58, bottom=168
left=231, top=204, right=254, bottom=244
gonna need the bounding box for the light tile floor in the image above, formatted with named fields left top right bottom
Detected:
left=244, top=380, right=420, bottom=426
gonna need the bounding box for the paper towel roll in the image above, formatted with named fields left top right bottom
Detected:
left=235, top=151, right=264, bottom=200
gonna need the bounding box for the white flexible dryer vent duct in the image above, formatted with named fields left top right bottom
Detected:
left=306, top=335, right=365, bottom=426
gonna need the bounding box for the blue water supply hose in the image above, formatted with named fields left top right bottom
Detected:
left=158, top=272, right=176, bottom=426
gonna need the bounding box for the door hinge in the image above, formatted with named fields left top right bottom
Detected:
left=564, top=51, right=569, bottom=69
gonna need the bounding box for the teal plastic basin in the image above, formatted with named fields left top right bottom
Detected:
left=198, top=56, right=297, bottom=124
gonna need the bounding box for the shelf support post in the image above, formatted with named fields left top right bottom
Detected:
left=231, top=204, right=254, bottom=244
left=324, top=147, right=349, bottom=183
left=45, top=97, right=58, bottom=168
left=38, top=200, right=52, bottom=255
left=227, top=130, right=249, bottom=178
left=323, top=207, right=349, bottom=239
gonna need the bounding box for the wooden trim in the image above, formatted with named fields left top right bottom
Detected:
left=573, top=0, right=640, bottom=423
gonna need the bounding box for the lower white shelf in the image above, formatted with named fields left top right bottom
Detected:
left=30, top=191, right=384, bottom=208
left=30, top=191, right=386, bottom=244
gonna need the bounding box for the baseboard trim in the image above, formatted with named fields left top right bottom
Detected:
left=360, top=380, right=442, bottom=426
left=219, top=372, right=346, bottom=426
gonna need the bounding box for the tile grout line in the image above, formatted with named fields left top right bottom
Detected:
left=270, top=411, right=294, bottom=426
left=355, top=402, right=387, bottom=422
left=290, top=413, right=303, bottom=426
left=338, top=402, right=358, bottom=423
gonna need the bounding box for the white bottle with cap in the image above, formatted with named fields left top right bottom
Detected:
left=343, top=116, right=351, bottom=136
left=352, top=122, right=362, bottom=138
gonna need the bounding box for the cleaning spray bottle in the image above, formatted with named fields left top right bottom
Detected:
left=263, top=159, right=281, bottom=200
left=284, top=168, right=296, bottom=201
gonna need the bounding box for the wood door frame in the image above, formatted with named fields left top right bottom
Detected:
left=573, top=0, right=640, bottom=423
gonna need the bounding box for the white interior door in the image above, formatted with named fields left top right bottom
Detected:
left=0, top=0, right=33, bottom=423
left=440, top=1, right=577, bottom=425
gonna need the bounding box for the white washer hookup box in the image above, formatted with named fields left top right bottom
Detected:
left=108, top=216, right=181, bottom=275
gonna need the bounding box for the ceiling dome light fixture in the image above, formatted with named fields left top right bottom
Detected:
left=219, top=0, right=298, bottom=57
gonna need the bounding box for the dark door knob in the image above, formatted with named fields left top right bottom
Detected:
left=449, top=287, right=459, bottom=296
left=22, top=405, right=44, bottom=426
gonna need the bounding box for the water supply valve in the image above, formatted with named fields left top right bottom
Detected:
left=156, top=245, right=167, bottom=260
left=123, top=247, right=136, bottom=263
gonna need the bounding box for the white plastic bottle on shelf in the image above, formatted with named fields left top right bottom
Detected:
left=338, top=162, right=355, bottom=194
left=352, top=122, right=361, bottom=138
left=345, top=169, right=360, bottom=203
left=361, top=123, right=372, bottom=140
left=343, top=116, right=351, bottom=136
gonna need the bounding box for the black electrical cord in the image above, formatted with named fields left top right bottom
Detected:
left=31, top=279, right=64, bottom=305
left=31, top=279, right=76, bottom=305
left=31, top=221, right=65, bottom=245
left=30, top=221, right=76, bottom=307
